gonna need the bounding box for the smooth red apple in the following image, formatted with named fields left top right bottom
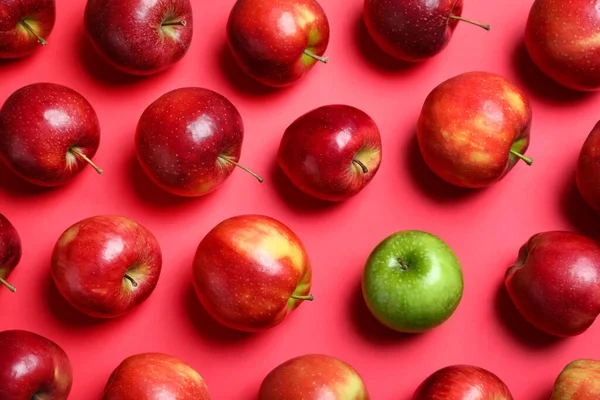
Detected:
left=259, top=354, right=370, bottom=400
left=193, top=214, right=313, bottom=332
left=0, top=330, right=73, bottom=400
left=102, top=353, right=211, bottom=400
left=51, top=215, right=162, bottom=318
left=525, top=0, right=600, bottom=91
left=551, top=359, right=600, bottom=400
left=505, top=231, right=600, bottom=337
left=0, top=214, right=21, bottom=293
left=417, top=71, right=533, bottom=188
left=84, top=0, right=193, bottom=76
left=135, top=87, right=263, bottom=197
left=413, top=365, right=513, bottom=399
left=227, top=0, right=330, bottom=87
left=364, top=0, right=490, bottom=62
left=278, top=104, right=382, bottom=202
left=577, top=121, right=600, bottom=215
left=0, top=0, right=55, bottom=59
left=0, top=82, right=103, bottom=187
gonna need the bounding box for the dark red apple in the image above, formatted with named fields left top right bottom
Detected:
left=413, top=365, right=513, bottom=399
left=0, top=82, right=103, bottom=187
left=551, top=359, right=600, bottom=399
left=102, top=353, right=211, bottom=400
left=135, top=87, right=263, bottom=197
left=193, top=214, right=313, bottom=332
left=0, top=214, right=20, bottom=293
left=0, top=0, right=55, bottom=59
left=0, top=330, right=73, bottom=400
left=577, top=121, right=600, bottom=215
left=51, top=215, right=162, bottom=318
left=505, top=231, right=600, bottom=337
left=227, top=0, right=330, bottom=87
left=363, top=0, right=490, bottom=62
left=525, top=0, right=600, bottom=91
left=84, top=0, right=193, bottom=76
left=259, top=354, right=370, bottom=400
left=417, top=71, right=533, bottom=188
left=278, top=104, right=382, bottom=202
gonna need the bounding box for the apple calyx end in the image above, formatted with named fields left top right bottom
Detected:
left=219, top=155, right=264, bottom=183
left=20, top=20, right=47, bottom=46
left=291, top=294, right=314, bottom=301
left=352, top=159, right=369, bottom=174
left=0, top=277, right=16, bottom=293
left=303, top=49, right=329, bottom=64
left=449, top=15, right=491, bottom=31
left=510, top=149, right=534, bottom=166
left=69, top=147, right=104, bottom=174
left=123, top=274, right=138, bottom=288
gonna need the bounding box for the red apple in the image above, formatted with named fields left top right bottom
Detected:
left=0, top=0, right=55, bottom=59
left=135, top=87, right=263, bottom=197
left=278, top=104, right=382, bottom=202
left=0, top=82, right=103, bottom=187
left=51, top=215, right=162, bottom=318
left=417, top=71, right=533, bottom=188
left=226, top=0, right=330, bottom=87
left=0, top=214, right=21, bottom=293
left=577, top=121, right=600, bottom=215
left=363, top=0, right=490, bottom=62
left=413, top=365, right=513, bottom=400
left=259, top=354, right=370, bottom=400
left=102, top=353, right=211, bottom=400
left=505, top=231, right=600, bottom=337
left=0, top=330, right=73, bottom=400
left=84, top=0, right=193, bottom=76
left=525, top=0, right=600, bottom=91
left=193, top=214, right=313, bottom=332
left=551, top=359, right=600, bottom=400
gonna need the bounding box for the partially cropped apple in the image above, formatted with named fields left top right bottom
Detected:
left=577, top=121, right=600, bottom=215
left=551, top=359, right=600, bottom=400
left=0, top=214, right=21, bottom=293
left=0, top=0, right=55, bottom=59
left=278, top=104, right=383, bottom=202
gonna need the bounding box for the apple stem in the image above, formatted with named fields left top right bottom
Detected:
left=69, top=148, right=103, bottom=174
left=219, top=156, right=264, bottom=183
left=352, top=159, right=369, bottom=174
left=124, top=274, right=138, bottom=288
left=303, top=49, right=329, bottom=64
left=510, top=150, right=534, bottom=166
left=20, top=20, right=47, bottom=46
left=449, top=15, right=491, bottom=31
left=0, top=277, right=16, bottom=293
left=397, top=258, right=410, bottom=271
left=162, top=20, right=187, bottom=27
left=291, top=294, right=314, bottom=301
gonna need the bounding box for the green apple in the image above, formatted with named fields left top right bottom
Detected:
left=362, top=230, right=464, bottom=333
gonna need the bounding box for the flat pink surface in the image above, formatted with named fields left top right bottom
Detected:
left=1, top=0, right=599, bottom=399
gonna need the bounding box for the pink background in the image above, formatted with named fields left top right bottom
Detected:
left=1, top=0, right=599, bottom=398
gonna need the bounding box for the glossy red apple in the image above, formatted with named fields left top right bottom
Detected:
left=577, top=121, right=600, bottom=215
left=551, top=359, right=600, bottom=400
left=364, top=0, right=490, bottom=62
left=227, top=0, right=330, bottom=87
left=51, top=215, right=162, bottom=318
left=84, top=0, right=193, bottom=76
left=0, top=214, right=20, bottom=293
left=193, top=214, right=313, bottom=332
left=505, top=231, right=600, bottom=337
left=417, top=71, right=533, bottom=188
left=0, top=82, right=103, bottom=187
left=413, top=365, right=513, bottom=399
left=259, top=354, right=370, bottom=400
left=102, top=353, right=211, bottom=400
left=135, top=87, right=263, bottom=197
left=0, top=0, right=55, bottom=59
left=525, top=0, right=600, bottom=91
left=0, top=330, right=73, bottom=400
left=278, top=104, right=382, bottom=202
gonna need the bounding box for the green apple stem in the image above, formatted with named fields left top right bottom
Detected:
left=162, top=20, right=187, bottom=27
left=124, top=274, right=138, bottom=288
left=449, top=15, right=491, bottom=31
left=303, top=49, right=329, bottom=64
left=397, top=258, right=410, bottom=271
left=510, top=150, right=534, bottom=166
left=20, top=20, right=47, bottom=46
left=291, top=294, right=314, bottom=301
left=69, top=148, right=104, bottom=174
left=0, top=277, right=16, bottom=293
left=352, top=159, right=369, bottom=174
left=219, top=156, right=264, bottom=183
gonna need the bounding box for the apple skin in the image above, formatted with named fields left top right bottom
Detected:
left=51, top=215, right=162, bottom=319
left=0, top=82, right=102, bottom=187
left=505, top=231, right=600, bottom=337
left=226, top=0, right=330, bottom=87
left=277, top=105, right=382, bottom=202
left=362, top=230, right=463, bottom=333
left=193, top=214, right=313, bottom=332
left=0, top=214, right=21, bottom=293
left=84, top=0, right=193, bottom=76
left=413, top=365, right=514, bottom=400
left=259, top=354, right=370, bottom=400
left=576, top=121, right=600, bottom=215
left=0, top=330, right=73, bottom=400
left=551, top=359, right=600, bottom=400
left=102, top=353, right=211, bottom=400
left=0, top=0, right=55, bottom=59
left=417, top=71, right=533, bottom=188
left=525, top=0, right=600, bottom=91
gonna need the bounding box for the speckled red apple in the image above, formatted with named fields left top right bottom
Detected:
left=0, top=214, right=21, bottom=293
left=577, top=121, right=600, bottom=215
left=0, top=0, right=55, bottom=59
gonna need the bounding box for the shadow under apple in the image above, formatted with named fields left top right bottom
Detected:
left=534, top=388, right=554, bottom=400
left=0, top=161, right=56, bottom=197
left=561, top=167, right=599, bottom=240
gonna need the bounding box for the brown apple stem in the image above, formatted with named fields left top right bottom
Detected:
left=161, top=20, right=187, bottom=27
left=397, top=258, right=410, bottom=271
left=69, top=148, right=103, bottom=174
left=20, top=20, right=47, bottom=46
left=291, top=294, right=314, bottom=301
left=0, top=277, right=16, bottom=292
left=449, top=15, right=491, bottom=31
left=219, top=156, right=264, bottom=183
left=124, top=274, right=138, bottom=288
left=352, top=159, right=369, bottom=174
left=510, top=150, right=534, bottom=166
left=303, top=49, right=329, bottom=64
